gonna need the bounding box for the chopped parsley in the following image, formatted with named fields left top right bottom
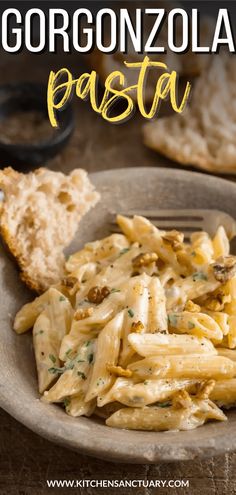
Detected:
left=59, top=295, right=66, bottom=301
left=63, top=397, right=71, bottom=408
left=88, top=353, right=94, bottom=364
left=35, top=330, right=44, bottom=336
left=77, top=371, right=87, bottom=380
left=155, top=401, right=171, bottom=408
left=48, top=360, right=75, bottom=375
left=144, top=380, right=149, bottom=385
left=65, top=348, right=72, bottom=357
left=49, top=353, right=56, bottom=364
left=128, top=308, right=135, bottom=318
left=188, top=321, right=195, bottom=330
left=110, top=288, right=121, bottom=293
left=49, top=345, right=93, bottom=376
left=168, top=314, right=178, bottom=327
left=191, top=251, right=196, bottom=257
left=192, top=272, right=208, bottom=282
left=66, top=361, right=75, bottom=370
left=119, top=248, right=130, bottom=256
left=85, top=340, right=91, bottom=347
left=48, top=366, right=64, bottom=375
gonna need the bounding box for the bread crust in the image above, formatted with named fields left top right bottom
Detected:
left=0, top=169, right=51, bottom=293
left=143, top=53, right=236, bottom=175
left=1, top=221, right=41, bottom=291
left=0, top=166, right=100, bottom=293
left=143, top=120, right=217, bottom=173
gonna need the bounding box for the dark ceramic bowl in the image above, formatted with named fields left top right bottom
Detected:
left=0, top=82, right=74, bottom=168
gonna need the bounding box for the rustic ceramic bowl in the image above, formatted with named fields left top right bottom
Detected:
left=1, top=167, right=236, bottom=464
left=0, top=83, right=74, bottom=168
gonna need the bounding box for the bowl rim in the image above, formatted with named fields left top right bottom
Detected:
left=2, top=166, right=236, bottom=464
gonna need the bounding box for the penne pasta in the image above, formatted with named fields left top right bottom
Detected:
left=33, top=289, right=72, bottom=393
left=212, top=226, right=230, bottom=259
left=99, top=377, right=199, bottom=407
left=190, top=231, right=214, bottom=268
left=168, top=311, right=223, bottom=343
left=14, top=289, right=51, bottom=334
left=43, top=339, right=96, bottom=402
left=128, top=332, right=216, bottom=357
left=85, top=311, right=124, bottom=402
left=158, top=267, right=179, bottom=287
left=74, top=243, right=144, bottom=306
left=65, top=394, right=96, bottom=417
left=66, top=234, right=129, bottom=272
left=119, top=276, right=149, bottom=366
left=166, top=270, right=220, bottom=311
left=147, top=277, right=167, bottom=333
left=13, top=215, right=236, bottom=432
left=106, top=399, right=226, bottom=431
left=210, top=378, right=236, bottom=407
left=228, top=320, right=236, bottom=350
left=128, top=355, right=236, bottom=380
left=59, top=289, right=125, bottom=359
left=117, top=215, right=182, bottom=273
left=203, top=311, right=229, bottom=336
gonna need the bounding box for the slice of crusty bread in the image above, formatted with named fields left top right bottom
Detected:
left=0, top=167, right=100, bottom=293
left=143, top=53, right=236, bottom=174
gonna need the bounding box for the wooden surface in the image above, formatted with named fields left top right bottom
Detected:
left=1, top=406, right=236, bottom=495
left=0, top=51, right=236, bottom=494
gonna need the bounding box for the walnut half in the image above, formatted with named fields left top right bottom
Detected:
left=162, top=230, right=184, bottom=250
left=172, top=390, right=192, bottom=409
left=195, top=380, right=215, bottom=400
left=61, top=276, right=80, bottom=296
left=87, top=286, right=110, bottom=304
left=212, top=256, right=236, bottom=283
left=204, top=289, right=231, bottom=312
left=132, top=252, right=158, bottom=268
left=184, top=300, right=201, bottom=313
left=131, top=320, right=145, bottom=333
left=106, top=364, right=133, bottom=378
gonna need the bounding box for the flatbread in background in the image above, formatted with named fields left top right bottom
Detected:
left=143, top=53, right=236, bottom=175
left=87, top=2, right=214, bottom=102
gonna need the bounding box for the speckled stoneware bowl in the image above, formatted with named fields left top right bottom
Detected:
left=1, top=167, right=236, bottom=464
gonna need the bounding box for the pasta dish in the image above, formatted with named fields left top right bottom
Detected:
left=13, top=215, right=236, bottom=431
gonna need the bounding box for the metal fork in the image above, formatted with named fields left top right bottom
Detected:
left=109, top=209, right=236, bottom=241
